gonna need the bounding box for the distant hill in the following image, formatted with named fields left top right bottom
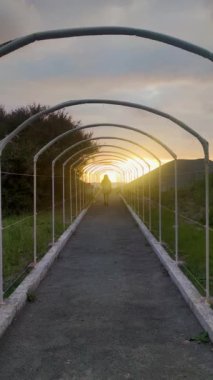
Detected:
left=139, top=159, right=213, bottom=190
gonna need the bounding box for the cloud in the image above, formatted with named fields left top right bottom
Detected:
left=0, top=0, right=212, bottom=161
left=0, top=0, right=42, bottom=43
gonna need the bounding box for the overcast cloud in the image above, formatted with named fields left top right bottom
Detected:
left=0, top=0, right=212, bottom=162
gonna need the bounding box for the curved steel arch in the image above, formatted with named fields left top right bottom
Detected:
left=83, top=153, right=140, bottom=180
left=81, top=151, right=144, bottom=214
left=0, top=27, right=211, bottom=301
left=45, top=120, right=164, bottom=244
left=79, top=152, right=141, bottom=210
left=58, top=137, right=162, bottom=248
left=31, top=120, right=174, bottom=256
left=78, top=151, right=140, bottom=195
left=57, top=143, right=147, bottom=233
left=70, top=157, right=126, bottom=219
left=61, top=141, right=150, bottom=234
left=59, top=142, right=149, bottom=213
left=0, top=98, right=206, bottom=299
left=83, top=162, right=125, bottom=177
left=32, top=136, right=170, bottom=272
left=36, top=122, right=174, bottom=162
left=74, top=158, right=126, bottom=216
left=60, top=148, right=143, bottom=231
left=85, top=152, right=143, bottom=175
left=50, top=142, right=146, bottom=247
left=85, top=151, right=142, bottom=168
left=82, top=159, right=129, bottom=177
left=84, top=164, right=125, bottom=185
left=0, top=26, right=212, bottom=60
left=0, top=99, right=206, bottom=154
left=81, top=155, right=138, bottom=210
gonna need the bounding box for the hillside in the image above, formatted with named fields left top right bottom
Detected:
left=145, top=159, right=213, bottom=190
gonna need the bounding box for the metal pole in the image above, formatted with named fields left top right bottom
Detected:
left=1, top=27, right=212, bottom=61
left=78, top=176, right=82, bottom=212
left=143, top=176, right=145, bottom=221
left=52, top=161, right=55, bottom=245
left=0, top=157, right=3, bottom=303
left=33, top=159, right=37, bottom=265
left=137, top=174, right=141, bottom=217
left=134, top=168, right=137, bottom=211
left=62, top=164, right=65, bottom=229
left=205, top=154, right=210, bottom=299
left=75, top=170, right=78, bottom=217
left=174, top=158, right=178, bottom=262
left=159, top=163, right=162, bottom=243
left=149, top=167, right=151, bottom=231
left=128, top=171, right=131, bottom=205
left=69, top=167, right=72, bottom=222
left=82, top=174, right=85, bottom=208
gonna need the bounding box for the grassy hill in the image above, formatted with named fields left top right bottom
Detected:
left=147, top=159, right=213, bottom=190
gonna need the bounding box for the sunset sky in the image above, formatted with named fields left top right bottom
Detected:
left=0, top=0, right=212, bottom=171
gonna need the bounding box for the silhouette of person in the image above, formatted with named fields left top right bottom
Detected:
left=101, top=174, right=112, bottom=206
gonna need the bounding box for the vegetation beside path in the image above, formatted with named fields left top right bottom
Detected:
left=138, top=174, right=213, bottom=297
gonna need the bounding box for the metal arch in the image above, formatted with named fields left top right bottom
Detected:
left=0, top=99, right=207, bottom=155
left=58, top=143, right=147, bottom=232
left=83, top=165, right=125, bottom=184
left=63, top=148, right=145, bottom=231
left=79, top=152, right=142, bottom=209
left=85, top=151, right=142, bottom=166
left=82, top=157, right=136, bottom=207
left=0, top=26, right=212, bottom=60
left=70, top=157, right=126, bottom=219
left=82, top=160, right=130, bottom=177
left=84, top=151, right=145, bottom=215
left=82, top=157, right=136, bottom=176
left=51, top=142, right=142, bottom=245
left=59, top=148, right=142, bottom=239
left=57, top=137, right=161, bottom=248
left=61, top=136, right=156, bottom=230
left=79, top=154, right=140, bottom=211
left=71, top=147, right=145, bottom=215
left=61, top=136, right=152, bottom=227
left=79, top=161, right=126, bottom=183
left=0, top=98, right=207, bottom=300
left=40, top=122, right=168, bottom=247
left=34, top=135, right=163, bottom=271
left=83, top=162, right=125, bottom=178
left=37, top=120, right=167, bottom=234
left=60, top=143, right=148, bottom=220
left=85, top=164, right=125, bottom=185
left=0, top=27, right=211, bottom=301
left=85, top=152, right=143, bottom=176
left=33, top=121, right=173, bottom=255
left=84, top=153, right=140, bottom=178
left=82, top=160, right=139, bottom=213
left=35, top=122, right=175, bottom=161
left=75, top=154, right=135, bottom=209
left=73, top=159, right=126, bottom=216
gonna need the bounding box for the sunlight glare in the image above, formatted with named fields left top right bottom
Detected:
left=100, top=171, right=118, bottom=183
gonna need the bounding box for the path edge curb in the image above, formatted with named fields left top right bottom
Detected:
left=122, top=196, right=213, bottom=343
left=0, top=207, right=89, bottom=339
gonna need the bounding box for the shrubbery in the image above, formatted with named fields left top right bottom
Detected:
left=0, top=104, right=97, bottom=215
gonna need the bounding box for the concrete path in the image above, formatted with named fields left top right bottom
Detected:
left=0, top=195, right=212, bottom=379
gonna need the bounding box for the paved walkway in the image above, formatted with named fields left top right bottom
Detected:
left=0, top=195, right=213, bottom=379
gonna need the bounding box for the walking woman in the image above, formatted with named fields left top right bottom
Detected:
left=101, top=174, right=112, bottom=206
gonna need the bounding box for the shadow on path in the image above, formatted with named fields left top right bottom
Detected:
left=0, top=194, right=212, bottom=379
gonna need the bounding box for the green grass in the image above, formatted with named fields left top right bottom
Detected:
left=2, top=203, right=71, bottom=294
left=3, top=192, right=213, bottom=299
left=132, top=198, right=213, bottom=297
left=2, top=191, right=93, bottom=296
